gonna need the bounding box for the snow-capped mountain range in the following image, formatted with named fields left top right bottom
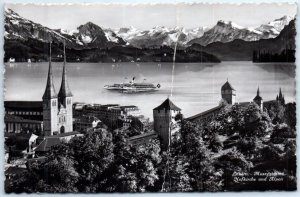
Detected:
left=4, top=8, right=294, bottom=49
left=188, top=16, right=293, bottom=46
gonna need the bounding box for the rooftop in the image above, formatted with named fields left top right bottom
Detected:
left=153, top=98, right=181, bottom=111
left=49, top=131, right=81, bottom=138
left=127, top=131, right=157, bottom=141
left=5, top=166, right=27, bottom=175
left=120, top=105, right=138, bottom=109
left=5, top=114, right=42, bottom=124
left=34, top=137, right=61, bottom=152
left=4, top=101, right=43, bottom=111
left=221, top=81, right=235, bottom=91
left=186, top=105, right=223, bottom=121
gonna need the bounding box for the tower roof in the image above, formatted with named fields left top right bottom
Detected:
left=42, top=43, right=57, bottom=100
left=58, top=41, right=73, bottom=99
left=153, top=98, right=181, bottom=111
left=221, top=81, right=235, bottom=91
left=254, top=87, right=262, bottom=100
left=279, top=88, right=283, bottom=99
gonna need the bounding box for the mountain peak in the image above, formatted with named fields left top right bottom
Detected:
left=216, top=20, right=244, bottom=29
left=5, top=8, right=17, bottom=15
left=276, top=15, right=292, bottom=21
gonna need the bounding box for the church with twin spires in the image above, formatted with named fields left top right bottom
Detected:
left=42, top=43, right=73, bottom=136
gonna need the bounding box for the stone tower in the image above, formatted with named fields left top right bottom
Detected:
left=153, top=98, right=181, bottom=150
left=221, top=80, right=236, bottom=105
left=57, top=41, right=73, bottom=133
left=253, top=87, right=263, bottom=110
left=42, top=43, right=58, bottom=136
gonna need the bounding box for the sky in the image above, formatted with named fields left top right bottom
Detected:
left=5, top=3, right=297, bottom=30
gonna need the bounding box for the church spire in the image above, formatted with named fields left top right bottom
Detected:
left=279, top=88, right=283, bottom=99
left=42, top=42, right=57, bottom=99
left=58, top=41, right=73, bottom=105
left=257, top=86, right=260, bottom=96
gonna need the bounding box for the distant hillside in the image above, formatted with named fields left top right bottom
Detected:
left=4, top=39, right=220, bottom=63
left=4, top=8, right=220, bottom=63
left=188, top=19, right=296, bottom=61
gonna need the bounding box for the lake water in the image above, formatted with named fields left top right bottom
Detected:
left=4, top=61, right=296, bottom=120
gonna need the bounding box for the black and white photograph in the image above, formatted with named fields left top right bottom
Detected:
left=3, top=2, right=297, bottom=193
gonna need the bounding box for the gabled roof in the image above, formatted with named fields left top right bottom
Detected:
left=221, top=81, right=235, bottom=91
left=34, top=137, right=61, bottom=152
left=153, top=98, right=181, bottom=111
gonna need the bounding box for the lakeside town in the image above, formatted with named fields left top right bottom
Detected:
left=3, top=3, right=297, bottom=193
left=4, top=42, right=296, bottom=192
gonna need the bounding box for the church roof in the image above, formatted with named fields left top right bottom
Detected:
left=153, top=98, right=181, bottom=111
left=42, top=44, right=57, bottom=100
left=221, top=81, right=235, bottom=91
left=254, top=95, right=262, bottom=100
left=58, top=42, right=72, bottom=100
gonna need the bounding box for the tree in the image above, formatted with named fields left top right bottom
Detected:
left=69, top=130, right=115, bottom=192
left=284, top=102, right=296, bottom=130
left=170, top=120, right=223, bottom=191
left=215, top=147, right=253, bottom=189
left=271, top=123, right=295, bottom=144
left=267, top=102, right=285, bottom=124
left=105, top=130, right=161, bottom=192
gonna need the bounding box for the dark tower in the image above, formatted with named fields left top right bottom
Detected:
left=221, top=80, right=236, bottom=105
left=253, top=87, right=263, bottom=110
left=278, top=88, right=285, bottom=105
left=153, top=98, right=181, bottom=150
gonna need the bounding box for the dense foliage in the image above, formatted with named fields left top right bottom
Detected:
left=6, top=102, right=296, bottom=193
